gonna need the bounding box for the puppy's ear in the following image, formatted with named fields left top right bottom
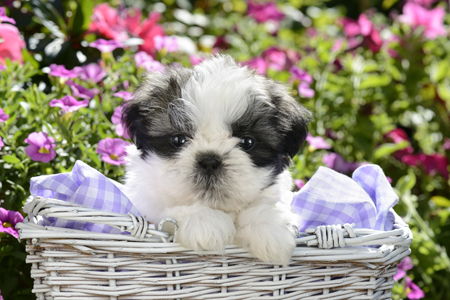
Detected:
left=269, top=83, right=312, bottom=161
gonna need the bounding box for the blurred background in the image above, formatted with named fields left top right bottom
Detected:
left=0, top=0, right=449, bottom=299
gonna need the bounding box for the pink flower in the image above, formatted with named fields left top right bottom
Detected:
left=49, top=95, right=89, bottom=114
left=385, top=128, right=414, bottom=161
left=190, top=54, right=206, bottom=66
left=294, top=179, right=305, bottom=190
left=247, top=1, right=285, bottom=23
left=242, top=57, right=267, bottom=75
left=89, top=38, right=123, bottom=53
left=405, top=277, right=425, bottom=299
left=123, top=7, right=142, bottom=36
left=399, top=3, right=446, bottom=39
left=0, top=136, right=4, bottom=150
left=24, top=132, right=57, bottom=163
left=111, top=106, right=130, bottom=139
left=74, top=63, right=106, bottom=83
left=262, top=47, right=287, bottom=71
left=298, top=82, right=315, bottom=98
left=49, top=64, right=78, bottom=79
left=402, top=153, right=449, bottom=179
left=290, top=66, right=313, bottom=84
left=0, top=7, right=15, bottom=24
left=306, top=134, right=331, bottom=150
left=138, top=12, right=165, bottom=56
left=154, top=35, right=178, bottom=52
left=407, top=0, right=435, bottom=8
left=322, top=153, right=363, bottom=174
left=0, top=23, right=25, bottom=63
left=443, top=138, right=450, bottom=151
left=134, top=51, right=165, bottom=72
left=0, top=64, right=5, bottom=71
left=96, top=137, right=130, bottom=166
left=66, top=80, right=96, bottom=100
left=0, top=207, right=23, bottom=238
left=342, top=14, right=383, bottom=52
left=394, top=256, right=414, bottom=281
left=0, top=108, right=9, bottom=122
left=89, top=3, right=128, bottom=41
left=113, top=91, right=133, bottom=101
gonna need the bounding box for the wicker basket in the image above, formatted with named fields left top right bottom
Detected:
left=18, top=196, right=412, bottom=300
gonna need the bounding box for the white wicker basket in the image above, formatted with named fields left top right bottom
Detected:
left=18, top=196, right=412, bottom=300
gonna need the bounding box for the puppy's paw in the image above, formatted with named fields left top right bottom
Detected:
left=236, top=223, right=295, bottom=266
left=174, top=206, right=236, bottom=252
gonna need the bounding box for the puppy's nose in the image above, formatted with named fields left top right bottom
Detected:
left=198, top=155, right=221, bottom=175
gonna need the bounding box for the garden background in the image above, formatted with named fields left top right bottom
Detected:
left=0, top=0, right=449, bottom=299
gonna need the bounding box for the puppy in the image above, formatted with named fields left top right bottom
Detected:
left=122, top=55, right=311, bottom=266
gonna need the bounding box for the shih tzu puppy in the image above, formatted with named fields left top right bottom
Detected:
left=122, top=55, right=311, bottom=266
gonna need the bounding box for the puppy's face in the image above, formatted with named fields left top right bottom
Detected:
left=123, top=56, right=311, bottom=212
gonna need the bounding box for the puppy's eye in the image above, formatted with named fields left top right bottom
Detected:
left=170, top=135, right=187, bottom=148
left=239, top=136, right=255, bottom=151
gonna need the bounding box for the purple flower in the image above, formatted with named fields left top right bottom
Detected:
left=290, top=66, right=313, bottom=84
left=298, top=82, right=315, bottom=98
left=134, top=51, right=165, bottom=72
left=96, top=137, right=130, bottom=166
left=0, top=136, right=4, bottom=150
left=306, top=134, right=331, bottom=150
left=190, top=54, right=206, bottom=66
left=247, top=1, right=285, bottom=23
left=0, top=207, right=23, bottom=238
left=49, top=95, right=89, bottom=114
left=399, top=3, right=446, bottom=39
left=394, top=256, right=414, bottom=281
left=66, top=80, right=96, bottom=100
left=24, top=132, right=56, bottom=163
left=113, top=91, right=133, bottom=101
left=49, top=64, right=78, bottom=79
left=73, top=63, right=106, bottom=83
left=0, top=7, right=16, bottom=24
left=294, top=179, right=305, bottom=190
left=242, top=57, right=267, bottom=75
left=262, top=47, right=287, bottom=71
left=322, top=153, right=363, bottom=174
left=0, top=108, right=9, bottom=122
left=111, top=106, right=130, bottom=139
left=405, top=277, right=425, bottom=299
left=89, top=38, right=123, bottom=53
left=154, top=35, right=178, bottom=52
left=0, top=64, right=5, bottom=71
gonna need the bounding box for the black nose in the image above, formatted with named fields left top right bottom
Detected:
left=198, top=155, right=221, bottom=175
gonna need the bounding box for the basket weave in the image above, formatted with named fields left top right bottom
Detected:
left=18, top=196, right=412, bottom=300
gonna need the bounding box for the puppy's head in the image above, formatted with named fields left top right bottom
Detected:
left=123, top=55, right=311, bottom=211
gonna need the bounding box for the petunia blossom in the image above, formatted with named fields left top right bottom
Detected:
left=66, top=80, right=96, bottom=100
left=190, top=54, right=206, bottom=66
left=290, top=66, right=313, bottom=84
left=0, top=136, right=4, bottom=150
left=242, top=57, right=267, bottom=75
left=0, top=108, right=9, bottom=122
left=405, top=277, right=425, bottom=299
left=96, top=138, right=130, bottom=166
left=89, top=38, right=123, bottom=53
left=399, top=3, right=446, bottom=39
left=111, top=106, right=130, bottom=139
left=298, top=82, right=315, bottom=98
left=113, top=91, right=133, bottom=101
left=24, top=132, right=57, bottom=163
left=49, top=64, right=78, bottom=79
left=49, top=95, right=89, bottom=114
left=0, top=7, right=15, bottom=24
left=134, top=51, right=165, bottom=72
left=294, top=179, right=305, bottom=190
left=138, top=12, right=165, bottom=55
left=247, top=1, right=285, bottom=23
left=394, top=256, right=414, bottom=281
left=306, top=134, right=331, bottom=151
left=342, top=14, right=383, bottom=52
left=154, top=35, right=178, bottom=52
left=89, top=3, right=128, bottom=41
left=0, top=207, right=23, bottom=238
left=322, top=152, right=363, bottom=174
left=73, top=63, right=106, bottom=83
left=0, top=23, right=26, bottom=63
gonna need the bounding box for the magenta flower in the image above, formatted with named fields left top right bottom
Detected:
left=247, top=1, right=285, bottom=23
left=0, top=7, right=15, bottom=24
left=24, top=132, right=56, bottom=163
left=190, top=54, right=206, bottom=66
left=89, top=38, right=123, bottom=53
left=134, top=51, right=165, bottom=72
left=385, top=128, right=414, bottom=161
left=0, top=108, right=9, bottom=122
left=0, top=207, right=23, bottom=238
left=154, top=35, right=178, bottom=52
left=113, top=91, right=133, bottom=101
left=399, top=3, right=446, bottom=39
left=0, top=64, right=5, bottom=71
left=96, top=138, right=130, bottom=166
left=298, top=82, right=315, bottom=98
left=394, top=256, right=414, bottom=281
left=242, top=57, right=267, bottom=75
left=111, top=106, right=130, bottom=139
left=49, top=64, right=78, bottom=79
left=342, top=14, right=383, bottom=52
left=294, top=179, right=305, bottom=190
left=322, top=153, right=363, bottom=174
left=405, top=277, right=425, bottom=299
left=262, top=47, right=287, bottom=71
left=290, top=66, right=313, bottom=84
left=73, top=63, right=106, bottom=83
left=49, top=95, right=89, bottom=114
left=407, top=0, right=435, bottom=7
left=420, top=153, right=448, bottom=179
left=0, top=136, right=4, bottom=150
left=66, top=80, right=96, bottom=100
left=306, top=134, right=331, bottom=150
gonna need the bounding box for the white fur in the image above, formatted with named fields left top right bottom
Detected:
left=124, top=56, right=298, bottom=266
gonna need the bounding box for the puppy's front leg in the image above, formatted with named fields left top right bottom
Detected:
left=235, top=204, right=296, bottom=266
left=168, top=204, right=236, bottom=252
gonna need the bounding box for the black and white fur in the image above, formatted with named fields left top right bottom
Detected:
left=122, top=55, right=311, bottom=266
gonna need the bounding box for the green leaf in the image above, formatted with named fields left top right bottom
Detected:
left=373, top=140, right=409, bottom=160
left=2, top=155, right=21, bottom=164
left=431, top=196, right=450, bottom=208
left=88, top=150, right=102, bottom=168
left=396, top=169, right=417, bottom=195
left=359, top=74, right=391, bottom=89
left=71, top=0, right=94, bottom=36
